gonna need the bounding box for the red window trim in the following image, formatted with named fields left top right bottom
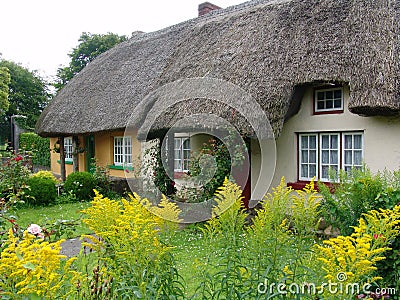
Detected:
left=287, top=181, right=335, bottom=193
left=312, top=86, right=344, bottom=115
left=174, top=172, right=187, bottom=179
left=313, top=109, right=344, bottom=115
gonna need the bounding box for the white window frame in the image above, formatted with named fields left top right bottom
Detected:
left=319, top=133, right=340, bottom=181
left=299, top=134, right=318, bottom=181
left=113, top=136, right=132, bottom=166
left=314, top=87, right=344, bottom=113
left=342, top=132, right=364, bottom=173
left=174, top=136, right=190, bottom=172
left=64, top=137, right=73, bottom=161
left=298, top=132, right=364, bottom=182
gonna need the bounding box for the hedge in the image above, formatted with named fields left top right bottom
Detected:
left=19, top=132, right=50, bottom=167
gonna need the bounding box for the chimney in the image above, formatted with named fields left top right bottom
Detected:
left=198, top=2, right=221, bottom=16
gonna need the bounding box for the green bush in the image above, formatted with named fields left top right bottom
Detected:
left=64, top=172, right=96, bottom=201
left=26, top=172, right=57, bottom=206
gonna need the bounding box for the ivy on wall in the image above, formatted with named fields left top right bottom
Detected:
left=19, top=132, right=50, bottom=167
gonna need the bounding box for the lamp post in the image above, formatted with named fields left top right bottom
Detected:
left=10, top=114, right=27, bottom=153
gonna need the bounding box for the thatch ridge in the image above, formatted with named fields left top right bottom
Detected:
left=36, top=0, right=400, bottom=138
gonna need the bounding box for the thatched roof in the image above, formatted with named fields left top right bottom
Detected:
left=36, top=0, right=400, bottom=139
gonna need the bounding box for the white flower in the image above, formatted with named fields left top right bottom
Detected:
left=27, top=224, right=42, bottom=235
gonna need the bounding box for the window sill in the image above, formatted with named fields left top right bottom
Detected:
left=174, top=171, right=189, bottom=179
left=287, top=181, right=335, bottom=192
left=57, top=160, right=73, bottom=165
left=313, top=109, right=344, bottom=115
left=108, top=165, right=134, bottom=171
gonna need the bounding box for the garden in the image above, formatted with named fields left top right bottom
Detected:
left=0, top=151, right=399, bottom=299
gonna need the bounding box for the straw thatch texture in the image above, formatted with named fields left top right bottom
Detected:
left=36, top=0, right=400, bottom=139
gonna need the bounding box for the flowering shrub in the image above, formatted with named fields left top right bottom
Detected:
left=26, top=223, right=44, bottom=238
left=64, top=171, right=96, bottom=201
left=0, top=153, right=31, bottom=203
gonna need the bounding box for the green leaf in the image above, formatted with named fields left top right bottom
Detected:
left=22, top=262, right=36, bottom=270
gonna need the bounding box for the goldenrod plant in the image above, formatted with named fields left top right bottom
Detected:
left=0, top=229, right=76, bottom=298
left=315, top=205, right=400, bottom=299
left=81, top=190, right=184, bottom=299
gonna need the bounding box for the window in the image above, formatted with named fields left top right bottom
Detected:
left=299, top=132, right=363, bottom=181
left=64, top=137, right=73, bottom=161
left=174, top=137, right=190, bottom=172
left=343, top=133, right=363, bottom=172
left=114, top=136, right=132, bottom=166
left=314, top=87, right=343, bottom=113
left=320, top=133, right=339, bottom=181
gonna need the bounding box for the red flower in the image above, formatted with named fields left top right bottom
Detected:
left=15, top=155, right=23, bottom=162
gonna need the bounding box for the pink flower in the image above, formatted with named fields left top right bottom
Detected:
left=373, top=233, right=378, bottom=239
left=27, top=224, right=42, bottom=236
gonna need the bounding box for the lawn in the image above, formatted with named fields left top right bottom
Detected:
left=14, top=202, right=92, bottom=238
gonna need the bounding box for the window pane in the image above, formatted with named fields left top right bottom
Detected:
left=309, top=135, right=317, bottom=148
left=334, top=90, right=342, bottom=99
left=301, top=165, right=308, bottom=178
left=325, top=91, right=333, bottom=99
left=344, top=150, right=352, bottom=165
left=183, top=150, right=190, bottom=159
left=321, top=166, right=329, bottom=179
left=344, top=135, right=352, bottom=149
left=174, top=139, right=181, bottom=149
left=331, top=135, right=338, bottom=149
left=325, top=100, right=333, bottom=109
left=317, top=101, right=324, bottom=110
left=354, top=135, right=362, bottom=149
left=309, top=150, right=316, bottom=163
left=331, top=166, right=338, bottom=177
left=301, top=136, right=308, bottom=149
left=309, top=164, right=316, bottom=177
left=301, top=150, right=308, bottom=163
left=183, top=138, right=190, bottom=149
left=317, top=92, right=324, bottom=100
left=322, top=150, right=329, bottom=164
left=331, top=150, right=338, bottom=164
left=174, top=160, right=181, bottom=170
left=321, top=135, right=329, bottom=149
left=354, top=151, right=363, bottom=165
left=334, top=99, right=342, bottom=108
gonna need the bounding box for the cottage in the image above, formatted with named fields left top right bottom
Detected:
left=36, top=0, right=400, bottom=206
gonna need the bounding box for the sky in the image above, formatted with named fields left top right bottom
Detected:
left=0, top=0, right=246, bottom=81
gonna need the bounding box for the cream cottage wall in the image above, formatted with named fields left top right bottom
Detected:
left=251, top=85, right=400, bottom=192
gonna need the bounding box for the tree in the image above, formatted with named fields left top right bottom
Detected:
left=0, top=66, right=10, bottom=116
left=0, top=59, right=50, bottom=140
left=54, top=32, right=127, bottom=91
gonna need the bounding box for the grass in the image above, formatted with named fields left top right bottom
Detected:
left=163, top=224, right=224, bottom=298
left=12, top=202, right=92, bottom=238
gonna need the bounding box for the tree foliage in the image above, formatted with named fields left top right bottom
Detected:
left=0, top=66, right=10, bottom=116
left=0, top=60, right=50, bottom=138
left=54, top=32, right=127, bottom=91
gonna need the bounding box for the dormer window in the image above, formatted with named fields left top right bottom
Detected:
left=314, top=87, right=344, bottom=114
